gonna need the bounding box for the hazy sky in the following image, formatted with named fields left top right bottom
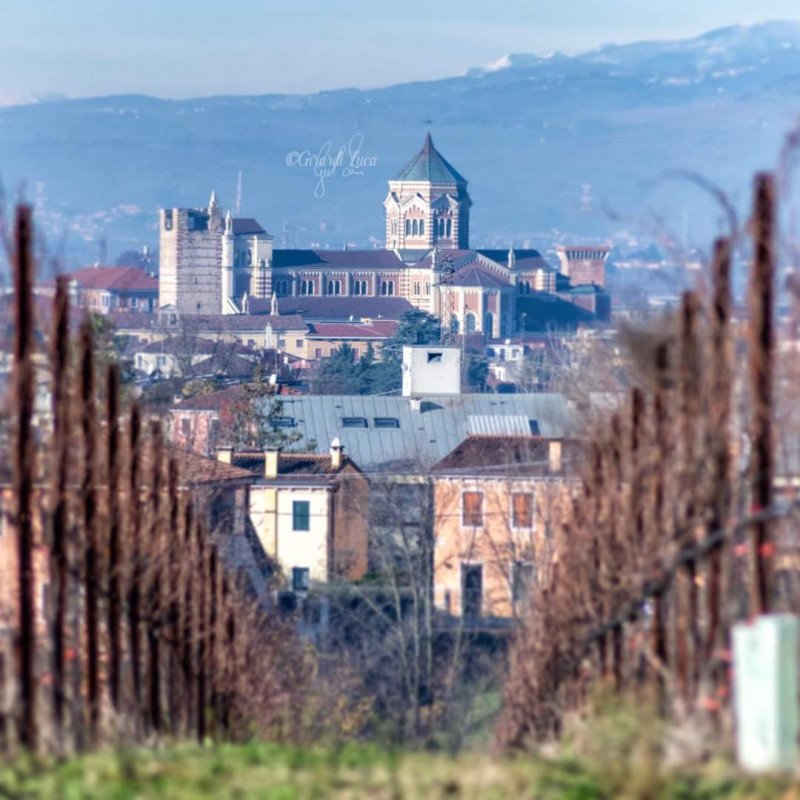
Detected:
left=2, top=0, right=800, bottom=102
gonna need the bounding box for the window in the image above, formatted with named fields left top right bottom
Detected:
left=156, top=355, right=167, bottom=369
left=425, top=282, right=430, bottom=295
left=131, top=296, right=138, bottom=308
left=412, top=219, right=419, bottom=236
left=292, top=567, right=310, bottom=592
left=292, top=501, right=310, bottom=531
left=405, top=219, right=410, bottom=236
left=373, top=417, right=400, bottom=429
left=278, top=338, right=286, bottom=348
left=427, top=351, right=442, bottom=363
left=381, top=280, right=395, bottom=296
left=461, top=564, right=483, bottom=618
left=295, top=339, right=303, bottom=348
left=272, top=416, right=296, bottom=428
left=413, top=282, right=420, bottom=295
left=446, top=219, right=452, bottom=237
left=210, top=418, right=220, bottom=441
left=341, top=417, right=368, bottom=428
left=419, top=219, right=425, bottom=236
left=462, top=491, right=483, bottom=527
left=180, top=417, right=191, bottom=436
left=314, top=348, right=323, bottom=359
left=512, top=492, right=533, bottom=528
left=511, top=561, right=535, bottom=606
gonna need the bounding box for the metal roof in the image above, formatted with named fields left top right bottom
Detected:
left=259, top=393, right=576, bottom=473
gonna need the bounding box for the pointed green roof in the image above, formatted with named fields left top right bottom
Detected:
left=393, top=133, right=467, bottom=184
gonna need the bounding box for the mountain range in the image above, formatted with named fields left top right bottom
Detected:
left=1, top=20, right=799, bottom=267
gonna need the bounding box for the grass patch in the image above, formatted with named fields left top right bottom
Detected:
left=0, top=741, right=799, bottom=799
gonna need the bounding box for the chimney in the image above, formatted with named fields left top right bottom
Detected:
left=548, top=440, right=562, bottom=473
left=216, top=446, right=234, bottom=464
left=265, top=447, right=281, bottom=479
left=329, top=437, right=344, bottom=470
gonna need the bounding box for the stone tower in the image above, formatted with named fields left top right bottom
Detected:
left=384, top=133, right=471, bottom=251
left=159, top=191, right=224, bottom=313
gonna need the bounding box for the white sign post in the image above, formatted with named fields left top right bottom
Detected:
left=733, top=614, right=799, bottom=772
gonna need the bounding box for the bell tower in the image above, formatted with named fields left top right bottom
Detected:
left=384, top=133, right=471, bottom=251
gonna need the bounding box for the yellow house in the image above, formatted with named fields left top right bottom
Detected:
left=431, top=436, right=579, bottom=620
left=219, top=441, right=369, bottom=592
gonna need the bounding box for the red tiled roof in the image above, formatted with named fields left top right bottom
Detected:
left=168, top=447, right=255, bottom=484
left=109, top=312, right=307, bottom=332
left=432, top=435, right=582, bottom=477
left=66, top=266, right=158, bottom=292
left=171, top=384, right=253, bottom=412
left=231, top=450, right=358, bottom=482
left=307, top=321, right=397, bottom=339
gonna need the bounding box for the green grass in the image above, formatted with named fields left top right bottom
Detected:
left=1, top=742, right=799, bottom=799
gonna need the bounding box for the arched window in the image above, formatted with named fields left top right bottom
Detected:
left=361, top=280, right=368, bottom=295
left=405, top=219, right=410, bottom=236
left=425, top=282, right=430, bottom=295
left=381, top=280, right=395, bottom=296
left=438, top=218, right=444, bottom=236
left=446, top=219, right=452, bottom=238
left=465, top=312, right=477, bottom=333
left=353, top=281, right=360, bottom=296
left=413, top=282, right=420, bottom=295
left=336, top=280, right=341, bottom=295
left=412, top=219, right=418, bottom=237
left=245, top=250, right=252, bottom=266
left=419, top=219, right=425, bottom=236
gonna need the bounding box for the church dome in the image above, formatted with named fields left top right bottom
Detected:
left=393, top=133, right=467, bottom=184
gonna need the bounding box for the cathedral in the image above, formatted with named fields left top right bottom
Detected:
left=159, top=134, right=601, bottom=337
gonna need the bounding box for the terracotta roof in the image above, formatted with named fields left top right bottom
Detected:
left=109, top=312, right=307, bottom=333
left=66, top=266, right=158, bottom=292
left=307, top=321, right=397, bottom=339
left=250, top=296, right=413, bottom=321
left=172, top=384, right=254, bottom=412
left=431, top=435, right=582, bottom=477
left=230, top=450, right=359, bottom=483
left=169, top=447, right=255, bottom=485
left=271, top=248, right=405, bottom=270
left=138, top=336, right=259, bottom=357
left=393, top=133, right=467, bottom=185
left=185, top=352, right=259, bottom=378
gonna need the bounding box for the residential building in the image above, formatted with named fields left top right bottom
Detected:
left=109, top=309, right=309, bottom=357
left=0, top=447, right=268, bottom=638
left=59, top=265, right=158, bottom=313
left=219, top=441, right=369, bottom=590
left=430, top=435, right=581, bottom=621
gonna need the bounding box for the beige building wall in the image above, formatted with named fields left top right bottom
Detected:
left=433, top=477, right=570, bottom=619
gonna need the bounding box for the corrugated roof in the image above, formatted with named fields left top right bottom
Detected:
left=467, top=415, right=533, bottom=436
left=250, top=393, right=576, bottom=472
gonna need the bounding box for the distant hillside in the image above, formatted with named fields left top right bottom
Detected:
left=1, top=21, right=799, bottom=267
